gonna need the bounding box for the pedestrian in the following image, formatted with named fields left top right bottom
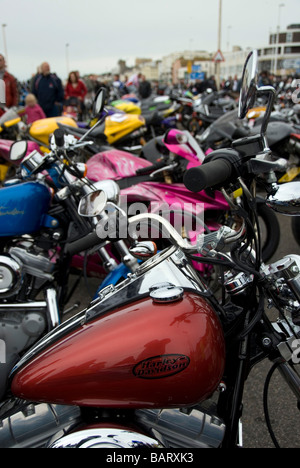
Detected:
left=32, top=62, right=64, bottom=117
left=0, top=54, right=18, bottom=116
left=24, top=93, right=46, bottom=124
left=64, top=70, right=87, bottom=119
left=138, top=75, right=152, bottom=99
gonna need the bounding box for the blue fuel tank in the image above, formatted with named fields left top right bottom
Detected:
left=0, top=181, right=52, bottom=236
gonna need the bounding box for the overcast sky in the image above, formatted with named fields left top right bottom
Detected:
left=0, top=0, right=299, bottom=81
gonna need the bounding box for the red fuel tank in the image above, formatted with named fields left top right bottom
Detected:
left=11, top=292, right=225, bottom=408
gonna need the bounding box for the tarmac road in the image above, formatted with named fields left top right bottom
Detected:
left=243, top=213, right=300, bottom=448
left=65, top=212, right=300, bottom=449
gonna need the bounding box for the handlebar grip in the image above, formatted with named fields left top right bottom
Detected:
left=65, top=231, right=101, bottom=256
left=183, top=158, right=234, bottom=192
left=54, top=128, right=65, bottom=148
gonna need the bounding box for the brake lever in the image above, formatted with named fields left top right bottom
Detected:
left=149, top=162, right=178, bottom=178
left=247, top=155, right=287, bottom=175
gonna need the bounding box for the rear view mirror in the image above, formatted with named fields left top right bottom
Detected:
left=93, top=87, right=107, bottom=116
left=9, top=140, right=28, bottom=161
left=78, top=190, right=108, bottom=217
left=238, top=50, right=258, bottom=119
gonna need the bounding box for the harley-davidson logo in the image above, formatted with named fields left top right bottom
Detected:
left=133, top=354, right=190, bottom=379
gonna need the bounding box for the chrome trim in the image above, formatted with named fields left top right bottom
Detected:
left=0, top=402, right=81, bottom=448
left=0, top=301, right=47, bottom=309
left=266, top=181, right=300, bottom=215
left=46, top=288, right=60, bottom=328
left=135, top=406, right=225, bottom=448
left=48, top=428, right=163, bottom=448
left=0, top=254, right=23, bottom=297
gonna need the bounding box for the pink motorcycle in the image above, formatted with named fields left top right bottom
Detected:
left=85, top=128, right=280, bottom=287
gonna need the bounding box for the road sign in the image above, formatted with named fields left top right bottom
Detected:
left=190, top=72, right=205, bottom=80
left=192, top=64, right=202, bottom=72
left=213, top=50, right=225, bottom=62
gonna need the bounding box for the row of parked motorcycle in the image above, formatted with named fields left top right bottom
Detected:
left=0, top=49, right=300, bottom=448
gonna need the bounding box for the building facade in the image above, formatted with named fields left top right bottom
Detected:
left=257, top=24, right=300, bottom=75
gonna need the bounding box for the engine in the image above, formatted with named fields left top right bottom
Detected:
left=134, top=405, right=225, bottom=448
left=0, top=245, right=58, bottom=399
left=0, top=254, right=23, bottom=298
left=0, top=401, right=226, bottom=448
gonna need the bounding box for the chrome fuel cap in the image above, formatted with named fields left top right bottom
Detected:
left=149, top=283, right=184, bottom=303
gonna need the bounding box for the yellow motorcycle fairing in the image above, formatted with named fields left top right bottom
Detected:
left=279, top=167, right=300, bottom=183
left=29, top=116, right=78, bottom=146
left=111, top=100, right=141, bottom=114
left=104, top=113, right=145, bottom=144
left=0, top=117, right=21, bottom=132
left=0, top=163, right=10, bottom=179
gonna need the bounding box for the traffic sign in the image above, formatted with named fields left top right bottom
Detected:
left=213, top=50, right=225, bottom=62
left=190, top=72, right=205, bottom=80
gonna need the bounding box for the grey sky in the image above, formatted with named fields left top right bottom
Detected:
left=0, top=0, right=299, bottom=81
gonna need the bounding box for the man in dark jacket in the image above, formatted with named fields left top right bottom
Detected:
left=32, top=62, right=64, bottom=117
left=0, top=54, right=18, bottom=115
left=138, top=74, right=152, bottom=99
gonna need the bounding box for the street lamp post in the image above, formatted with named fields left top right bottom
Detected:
left=216, top=0, right=222, bottom=89
left=2, top=24, right=8, bottom=68
left=274, top=3, right=285, bottom=75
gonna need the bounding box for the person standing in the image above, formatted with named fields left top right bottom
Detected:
left=32, top=62, right=64, bottom=117
left=24, top=93, right=46, bottom=123
left=0, top=54, right=18, bottom=115
left=64, top=70, right=87, bottom=119
left=138, top=75, right=152, bottom=99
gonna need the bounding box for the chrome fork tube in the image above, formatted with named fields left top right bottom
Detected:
left=45, top=288, right=60, bottom=328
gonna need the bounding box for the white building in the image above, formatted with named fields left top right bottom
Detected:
left=220, top=46, right=252, bottom=79
left=257, top=23, right=300, bottom=76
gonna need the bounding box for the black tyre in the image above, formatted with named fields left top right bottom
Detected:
left=291, top=217, right=300, bottom=247
left=257, top=202, right=280, bottom=262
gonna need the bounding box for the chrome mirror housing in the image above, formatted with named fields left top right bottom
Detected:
left=266, top=182, right=300, bottom=216
left=92, top=180, right=120, bottom=205
left=78, top=190, right=108, bottom=217
left=238, top=50, right=258, bottom=119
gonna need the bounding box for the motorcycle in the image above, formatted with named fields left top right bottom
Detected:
left=198, top=107, right=300, bottom=183
left=85, top=127, right=281, bottom=267
left=183, top=89, right=238, bottom=135
left=0, top=88, right=161, bottom=407
left=61, top=104, right=179, bottom=156
left=0, top=134, right=96, bottom=401
left=1, top=50, right=300, bottom=448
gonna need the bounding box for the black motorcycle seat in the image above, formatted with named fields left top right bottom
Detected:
left=57, top=122, right=106, bottom=139
left=143, top=110, right=161, bottom=126
left=251, top=121, right=294, bottom=146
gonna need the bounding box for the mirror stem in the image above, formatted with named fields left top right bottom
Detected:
left=256, top=86, right=276, bottom=136
left=78, top=109, right=108, bottom=143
